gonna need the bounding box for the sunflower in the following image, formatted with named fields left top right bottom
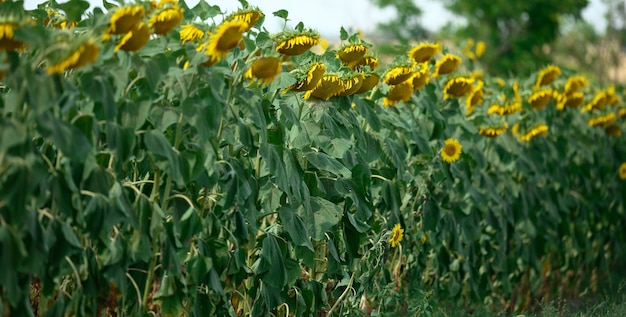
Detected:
left=619, top=163, right=626, bottom=180
left=383, top=81, right=413, bottom=107
left=389, top=224, right=404, bottom=248
left=108, top=5, right=144, bottom=34
left=200, top=20, right=248, bottom=61
left=555, top=91, right=584, bottom=110
left=337, top=43, right=368, bottom=64
left=228, top=8, right=264, bottom=31
left=149, top=6, right=184, bottom=35
left=179, top=24, right=205, bottom=44
left=411, top=65, right=430, bottom=91
left=588, top=112, right=617, bottom=127
left=115, top=22, right=151, bottom=52
left=478, top=124, right=508, bottom=138
left=606, top=86, right=621, bottom=106
left=47, top=40, right=99, bottom=74
left=605, top=125, right=621, bottom=137
left=354, top=72, right=379, bottom=94
left=475, top=41, right=486, bottom=58
left=305, top=74, right=345, bottom=99
left=434, top=54, right=461, bottom=77
left=338, top=73, right=364, bottom=96
left=466, top=81, right=484, bottom=115
left=0, top=22, right=24, bottom=51
left=440, top=138, right=462, bottom=163
left=487, top=102, right=521, bottom=116
left=583, top=91, right=609, bottom=112
left=443, top=76, right=474, bottom=99
left=275, top=31, right=319, bottom=56
left=517, top=124, right=548, bottom=142
left=383, top=64, right=414, bottom=85
left=564, top=75, right=588, bottom=94
left=408, top=42, right=440, bottom=63
left=289, top=62, right=326, bottom=92
left=528, top=89, right=552, bottom=110
left=618, top=108, right=626, bottom=118
left=348, top=55, right=379, bottom=70
left=245, top=56, right=282, bottom=87
left=534, top=65, right=561, bottom=89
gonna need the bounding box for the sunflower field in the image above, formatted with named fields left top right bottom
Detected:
left=1, top=0, right=626, bottom=316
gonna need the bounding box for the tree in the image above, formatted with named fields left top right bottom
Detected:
left=369, top=0, right=429, bottom=43
left=440, top=0, right=589, bottom=75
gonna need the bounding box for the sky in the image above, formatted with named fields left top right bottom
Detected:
left=23, top=0, right=609, bottom=38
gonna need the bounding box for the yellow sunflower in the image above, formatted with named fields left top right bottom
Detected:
left=528, top=89, right=553, bottom=110
left=115, top=22, right=151, bottom=52
left=305, top=74, right=345, bottom=99
left=443, top=76, right=474, bottom=99
left=245, top=56, right=282, bottom=87
left=179, top=24, right=205, bottom=44
left=583, top=91, right=609, bottom=112
left=441, top=138, right=462, bottom=163
left=337, top=73, right=364, bottom=96
left=475, top=40, right=486, bottom=58
left=619, top=163, right=626, bottom=180
left=354, top=72, right=380, bottom=94
left=149, top=6, right=184, bottom=35
left=588, top=112, right=617, bottom=127
left=434, top=54, right=461, bottom=77
left=408, top=42, right=440, bottom=63
left=411, top=65, right=430, bottom=91
left=0, top=22, right=24, bottom=51
left=348, top=55, right=379, bottom=70
left=465, top=81, right=484, bottom=115
left=534, top=65, right=561, bottom=89
left=290, top=62, right=326, bottom=92
left=383, top=65, right=414, bottom=85
left=200, top=20, right=248, bottom=61
left=383, top=81, right=413, bottom=107
left=555, top=91, right=584, bottom=110
left=618, top=108, right=626, bottom=118
left=337, top=43, right=368, bottom=64
left=605, top=125, right=621, bottom=137
left=47, top=40, right=99, bottom=74
left=275, top=31, right=319, bottom=56
left=389, top=224, right=404, bottom=248
left=517, top=124, right=549, bottom=142
left=108, top=5, right=144, bottom=34
left=478, top=124, right=508, bottom=138
left=564, top=75, right=588, bottom=94
left=228, top=8, right=264, bottom=31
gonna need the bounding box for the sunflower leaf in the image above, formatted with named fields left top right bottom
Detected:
left=273, top=9, right=288, bottom=20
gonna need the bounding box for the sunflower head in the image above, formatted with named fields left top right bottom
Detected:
left=388, top=224, right=404, bottom=248
left=47, top=38, right=99, bottom=74
left=149, top=6, right=184, bottom=35
left=228, top=7, right=264, bottom=31
left=619, top=162, right=626, bottom=180
left=434, top=54, right=462, bottom=77
left=115, top=22, right=151, bottom=52
left=289, top=62, right=326, bottom=92
left=354, top=72, right=380, bottom=94
left=275, top=30, right=320, bottom=56
left=618, top=107, right=626, bottom=118
left=411, top=64, right=430, bottom=91
left=528, top=89, right=553, bottom=110
left=108, top=5, right=145, bottom=35
left=383, top=62, right=414, bottom=85
left=564, top=75, right=588, bottom=94
left=441, top=138, right=462, bottom=163
left=583, top=90, right=609, bottom=112
left=0, top=22, right=24, bottom=51
left=534, top=65, right=561, bottom=89
left=466, top=80, right=484, bottom=115
left=477, top=120, right=508, bottom=138
left=408, top=42, right=441, bottom=63
left=587, top=112, right=617, bottom=127
left=245, top=56, right=282, bottom=87
left=337, top=43, right=369, bottom=64
left=383, top=81, right=413, bottom=107
left=305, top=73, right=344, bottom=100
left=605, top=125, right=621, bottom=137
left=516, top=124, right=549, bottom=142
left=179, top=24, right=206, bottom=44
left=348, top=54, right=379, bottom=70
left=200, top=20, right=248, bottom=61
left=443, top=76, right=474, bottom=99
left=337, top=73, right=365, bottom=96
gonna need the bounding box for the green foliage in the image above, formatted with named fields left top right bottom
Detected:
left=0, top=1, right=626, bottom=316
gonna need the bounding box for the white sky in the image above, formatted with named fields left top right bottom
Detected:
left=23, top=0, right=608, bottom=38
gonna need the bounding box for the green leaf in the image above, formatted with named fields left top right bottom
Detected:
left=340, top=26, right=348, bottom=41
left=36, top=112, right=92, bottom=162
left=302, top=197, right=343, bottom=240
left=143, top=129, right=184, bottom=185
left=273, top=9, right=289, bottom=19
left=261, top=235, right=287, bottom=288
left=279, top=207, right=314, bottom=251
left=305, top=151, right=351, bottom=178
left=56, top=0, right=90, bottom=22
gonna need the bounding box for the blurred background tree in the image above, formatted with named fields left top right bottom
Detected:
left=439, top=0, right=589, bottom=75
left=369, top=0, right=429, bottom=43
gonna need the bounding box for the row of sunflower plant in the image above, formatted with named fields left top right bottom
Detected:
left=1, top=0, right=626, bottom=315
